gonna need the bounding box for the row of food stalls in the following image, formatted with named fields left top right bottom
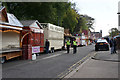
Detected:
left=0, top=6, right=44, bottom=62
left=73, top=30, right=93, bottom=46
left=72, top=29, right=103, bottom=46
left=0, top=6, right=66, bottom=63
left=64, top=29, right=92, bottom=47
left=0, top=6, right=104, bottom=63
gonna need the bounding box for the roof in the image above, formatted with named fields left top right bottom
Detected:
left=21, top=20, right=43, bottom=29
left=0, top=6, right=23, bottom=27
left=20, top=20, right=36, bottom=26
left=21, top=20, right=43, bottom=33
left=7, top=13, right=23, bottom=27
left=0, top=13, right=23, bottom=27
left=0, top=6, right=5, bottom=12
left=0, top=6, right=8, bottom=22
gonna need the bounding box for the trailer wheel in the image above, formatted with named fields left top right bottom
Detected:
left=1, top=57, right=6, bottom=64
left=51, top=47, right=54, bottom=53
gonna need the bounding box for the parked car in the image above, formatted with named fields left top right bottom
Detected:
left=95, top=39, right=109, bottom=51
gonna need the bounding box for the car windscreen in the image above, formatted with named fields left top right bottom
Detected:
left=97, top=39, right=107, bottom=43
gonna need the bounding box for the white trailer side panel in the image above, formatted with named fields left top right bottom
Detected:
left=41, top=23, right=64, bottom=50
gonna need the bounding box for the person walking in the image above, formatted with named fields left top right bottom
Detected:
left=73, top=39, right=77, bottom=54
left=45, top=39, right=50, bottom=54
left=110, top=38, right=114, bottom=54
left=113, top=38, right=117, bottom=53
left=66, top=39, right=71, bottom=53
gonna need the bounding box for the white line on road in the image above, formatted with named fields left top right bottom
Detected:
left=57, top=51, right=96, bottom=78
left=3, top=53, right=64, bottom=70
left=41, top=54, right=62, bottom=60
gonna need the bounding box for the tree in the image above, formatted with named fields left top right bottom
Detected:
left=73, top=15, right=88, bottom=34
left=62, top=8, right=79, bottom=33
left=3, top=2, right=95, bottom=34
left=109, top=28, right=119, bottom=37
left=54, top=2, right=71, bottom=26
left=73, top=14, right=95, bottom=34
left=81, top=15, right=95, bottom=30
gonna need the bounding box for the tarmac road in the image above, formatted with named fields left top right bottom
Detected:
left=64, top=50, right=119, bottom=79
left=2, top=44, right=95, bottom=78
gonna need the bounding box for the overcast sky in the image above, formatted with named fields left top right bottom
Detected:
left=70, top=0, right=119, bottom=37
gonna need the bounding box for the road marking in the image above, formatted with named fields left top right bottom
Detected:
left=41, top=54, right=62, bottom=60
left=3, top=53, right=63, bottom=70
left=57, top=51, right=96, bottom=79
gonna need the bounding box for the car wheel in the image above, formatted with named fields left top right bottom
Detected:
left=107, top=48, right=109, bottom=51
left=95, top=48, right=98, bottom=51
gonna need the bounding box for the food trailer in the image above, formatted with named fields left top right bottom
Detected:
left=41, top=23, right=64, bottom=52
left=21, top=20, right=44, bottom=60
left=0, top=6, right=23, bottom=63
left=80, top=33, right=87, bottom=46
left=75, top=36, right=81, bottom=46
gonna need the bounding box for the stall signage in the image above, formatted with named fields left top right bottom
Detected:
left=32, top=46, right=40, bottom=53
left=48, top=23, right=64, bottom=33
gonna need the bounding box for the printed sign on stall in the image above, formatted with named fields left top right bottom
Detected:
left=32, top=46, right=40, bottom=53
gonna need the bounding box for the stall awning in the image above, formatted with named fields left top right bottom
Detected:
left=0, top=24, right=22, bottom=30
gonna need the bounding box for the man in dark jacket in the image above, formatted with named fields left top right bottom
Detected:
left=113, top=38, right=117, bottom=53
left=110, top=38, right=114, bottom=54
left=45, top=39, right=50, bottom=54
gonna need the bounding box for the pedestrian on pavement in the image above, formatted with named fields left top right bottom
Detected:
left=45, top=39, right=50, bottom=54
left=66, top=39, right=71, bottom=53
left=110, top=38, right=114, bottom=54
left=113, top=38, right=117, bottom=53
left=73, top=39, right=77, bottom=54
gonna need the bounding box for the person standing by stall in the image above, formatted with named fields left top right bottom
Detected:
left=66, top=39, right=71, bottom=53
left=45, top=39, right=50, bottom=54
left=73, top=39, right=77, bottom=54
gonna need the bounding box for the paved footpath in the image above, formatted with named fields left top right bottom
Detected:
left=65, top=50, right=119, bottom=79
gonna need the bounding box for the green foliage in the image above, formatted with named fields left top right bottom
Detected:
left=63, top=8, right=79, bottom=33
left=73, top=14, right=94, bottom=34
left=109, top=28, right=120, bottom=37
left=3, top=2, right=95, bottom=34
left=83, top=15, right=95, bottom=30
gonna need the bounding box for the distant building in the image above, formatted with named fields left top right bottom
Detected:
left=82, top=29, right=91, bottom=38
left=90, top=31, right=102, bottom=40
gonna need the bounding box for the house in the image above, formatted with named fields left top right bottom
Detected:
left=90, top=31, right=102, bottom=40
